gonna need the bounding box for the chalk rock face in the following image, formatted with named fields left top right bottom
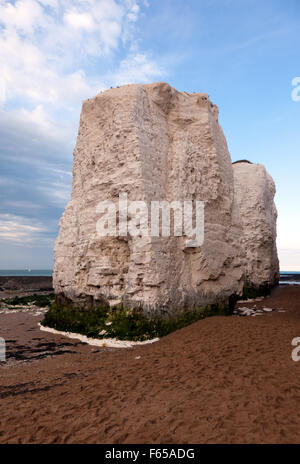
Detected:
left=233, top=162, right=279, bottom=289
left=54, top=82, right=246, bottom=315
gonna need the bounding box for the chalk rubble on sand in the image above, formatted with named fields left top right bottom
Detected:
left=236, top=297, right=265, bottom=304
left=234, top=306, right=274, bottom=317
left=38, top=323, right=159, bottom=349
left=0, top=303, right=49, bottom=316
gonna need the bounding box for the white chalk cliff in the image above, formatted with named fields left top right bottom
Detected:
left=53, top=82, right=278, bottom=315
left=233, top=161, right=279, bottom=289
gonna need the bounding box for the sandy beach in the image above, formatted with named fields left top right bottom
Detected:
left=1, top=284, right=300, bottom=444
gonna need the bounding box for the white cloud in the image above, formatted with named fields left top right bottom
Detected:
left=112, top=53, right=163, bottom=86
left=64, top=12, right=95, bottom=31
left=0, top=0, right=45, bottom=34
left=0, top=0, right=156, bottom=111
left=18, top=105, right=64, bottom=137
left=38, top=182, right=72, bottom=208
left=277, top=206, right=300, bottom=250
left=278, top=249, right=300, bottom=272
left=0, top=0, right=163, bottom=155
left=0, top=27, right=99, bottom=108
left=4, top=200, right=42, bottom=210
left=0, top=0, right=163, bottom=266
left=0, top=214, right=46, bottom=243
left=0, top=75, right=5, bottom=105
left=0, top=107, right=75, bottom=156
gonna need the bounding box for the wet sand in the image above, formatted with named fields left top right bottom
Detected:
left=1, top=285, right=300, bottom=444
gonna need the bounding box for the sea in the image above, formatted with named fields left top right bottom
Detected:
left=0, top=269, right=299, bottom=283
left=279, top=271, right=300, bottom=285
left=0, top=270, right=52, bottom=277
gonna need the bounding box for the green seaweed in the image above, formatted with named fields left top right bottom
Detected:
left=3, top=293, right=55, bottom=307
left=41, top=298, right=234, bottom=341
left=241, top=283, right=271, bottom=300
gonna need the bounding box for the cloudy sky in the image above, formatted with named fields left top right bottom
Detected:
left=0, top=0, right=299, bottom=270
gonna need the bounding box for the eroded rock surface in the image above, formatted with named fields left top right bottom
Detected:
left=233, top=161, right=279, bottom=290
left=53, top=82, right=279, bottom=315
left=54, top=82, right=246, bottom=315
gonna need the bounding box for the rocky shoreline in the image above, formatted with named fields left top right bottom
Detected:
left=0, top=276, right=53, bottom=299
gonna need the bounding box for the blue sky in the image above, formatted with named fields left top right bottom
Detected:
left=0, top=0, right=299, bottom=270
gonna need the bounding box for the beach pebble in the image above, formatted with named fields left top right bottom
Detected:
left=236, top=297, right=264, bottom=304
left=234, top=305, right=273, bottom=317
left=235, top=307, right=256, bottom=316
